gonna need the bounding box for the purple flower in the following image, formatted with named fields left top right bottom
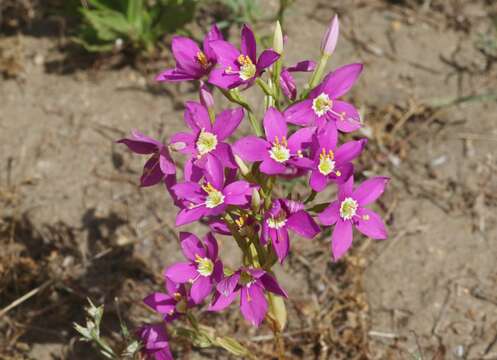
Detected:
left=143, top=278, right=192, bottom=323
left=170, top=101, right=244, bottom=172
left=208, top=25, right=280, bottom=89
left=171, top=156, right=253, bottom=226
left=156, top=25, right=223, bottom=82
left=137, top=324, right=174, bottom=360
left=118, top=130, right=175, bottom=187
left=209, top=268, right=287, bottom=327
left=284, top=63, right=363, bottom=132
left=309, top=122, right=367, bottom=192
left=262, top=199, right=320, bottom=263
left=233, top=107, right=315, bottom=175
left=318, top=176, right=389, bottom=260
left=164, top=232, right=223, bottom=304
left=280, top=60, right=316, bottom=100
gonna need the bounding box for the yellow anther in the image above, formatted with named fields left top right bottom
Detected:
left=196, top=51, right=209, bottom=69
left=297, top=150, right=303, bottom=158
left=335, top=170, right=341, bottom=177
left=237, top=54, right=252, bottom=66
left=362, top=214, right=370, bottom=221
left=201, top=182, right=216, bottom=193
left=173, top=292, right=182, bottom=301
left=281, top=136, right=288, bottom=147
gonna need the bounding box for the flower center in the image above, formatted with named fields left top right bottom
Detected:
left=318, top=148, right=335, bottom=175
left=202, top=183, right=225, bottom=208
left=312, top=93, right=333, bottom=117
left=196, top=51, right=210, bottom=69
left=195, top=255, right=214, bottom=277
left=340, top=197, right=358, bottom=220
left=237, top=54, right=256, bottom=81
left=267, top=211, right=287, bottom=229
left=196, top=130, right=218, bottom=156
left=269, top=136, right=290, bottom=163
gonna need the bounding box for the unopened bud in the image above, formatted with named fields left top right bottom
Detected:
left=273, top=20, right=284, bottom=54
left=199, top=81, right=214, bottom=109
left=251, top=188, right=261, bottom=211
left=234, top=154, right=250, bottom=176
left=320, top=15, right=339, bottom=56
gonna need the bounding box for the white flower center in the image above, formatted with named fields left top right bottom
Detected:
left=238, top=54, right=256, bottom=81
left=312, top=93, right=332, bottom=117
left=196, top=130, right=218, bottom=156
left=268, top=136, right=290, bottom=163
left=202, top=183, right=225, bottom=208
left=340, top=197, right=358, bottom=220
left=267, top=211, right=287, bottom=229
left=318, top=148, right=335, bottom=175
left=195, top=256, right=214, bottom=277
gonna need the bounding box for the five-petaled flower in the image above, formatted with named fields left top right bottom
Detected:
left=118, top=130, right=176, bottom=187
left=172, top=156, right=253, bottom=226
left=208, top=25, right=280, bottom=89
left=165, top=232, right=223, bottom=304
left=309, top=122, right=367, bottom=192
left=156, top=25, right=223, bottom=82
left=318, top=176, right=389, bottom=260
left=261, top=199, right=320, bottom=263
left=209, top=268, right=287, bottom=327
left=170, top=101, right=244, bottom=176
left=284, top=63, right=363, bottom=132
left=233, top=107, right=315, bottom=175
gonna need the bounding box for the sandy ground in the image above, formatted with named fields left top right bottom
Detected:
left=1, top=0, right=497, bottom=359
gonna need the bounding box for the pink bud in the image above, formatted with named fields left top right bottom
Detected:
left=321, top=15, right=339, bottom=56
left=199, top=81, right=214, bottom=109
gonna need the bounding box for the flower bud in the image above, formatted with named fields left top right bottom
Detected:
left=273, top=20, right=284, bottom=54
left=234, top=154, right=250, bottom=176
left=320, top=15, right=339, bottom=56
left=251, top=188, right=261, bottom=212
left=199, top=81, right=214, bottom=109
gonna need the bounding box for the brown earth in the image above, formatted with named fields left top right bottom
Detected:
left=1, top=0, right=497, bottom=359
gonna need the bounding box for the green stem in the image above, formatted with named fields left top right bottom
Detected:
left=302, top=54, right=330, bottom=99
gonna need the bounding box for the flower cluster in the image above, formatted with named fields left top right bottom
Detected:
left=120, top=19, right=389, bottom=359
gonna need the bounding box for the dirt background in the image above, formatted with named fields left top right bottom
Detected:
left=1, top=0, right=497, bottom=359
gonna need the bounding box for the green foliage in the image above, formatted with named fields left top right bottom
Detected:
left=74, top=0, right=197, bottom=54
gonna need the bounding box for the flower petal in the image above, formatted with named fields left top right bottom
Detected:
left=331, top=100, right=361, bottom=133
left=241, top=24, right=257, bottom=62
left=331, top=219, right=353, bottom=260
left=284, top=99, right=317, bottom=126
left=272, top=228, right=290, bottom=263
left=311, top=63, right=363, bottom=99
left=258, top=274, right=288, bottom=298
left=180, top=232, right=205, bottom=261
left=335, top=139, right=367, bottom=164
left=287, top=210, right=320, bottom=239
left=165, top=262, right=198, bottom=283
left=280, top=69, right=296, bottom=100
left=338, top=175, right=354, bottom=200
left=318, top=200, right=340, bottom=226
left=287, top=126, right=316, bottom=153
left=205, top=155, right=225, bottom=189
left=263, top=107, right=287, bottom=143
left=356, top=208, right=387, bottom=239
left=203, top=24, right=223, bottom=60
left=141, top=155, right=164, bottom=187
left=223, top=180, right=251, bottom=205
left=260, top=158, right=287, bottom=175
left=287, top=60, right=316, bottom=72
left=176, top=206, right=207, bottom=226
left=117, top=132, right=158, bottom=154
left=143, top=292, right=176, bottom=315
left=171, top=182, right=203, bottom=202
left=257, top=49, right=280, bottom=71
left=159, top=148, right=176, bottom=175
left=213, top=108, right=244, bottom=141
left=171, top=36, right=203, bottom=75
left=184, top=101, right=211, bottom=132
left=233, top=136, right=269, bottom=162
left=191, top=276, right=213, bottom=304
left=184, top=158, right=203, bottom=182
left=208, top=291, right=237, bottom=312
left=209, top=143, right=237, bottom=169
left=209, top=40, right=240, bottom=66
left=240, top=284, right=268, bottom=327
left=310, top=170, right=328, bottom=192
left=316, top=121, right=338, bottom=151
left=155, top=68, right=198, bottom=82
left=352, top=177, right=389, bottom=206
left=204, top=232, right=219, bottom=260
left=217, top=272, right=240, bottom=296
left=208, top=67, right=242, bottom=90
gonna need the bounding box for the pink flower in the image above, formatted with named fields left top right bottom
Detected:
left=171, top=156, right=253, bottom=226
left=209, top=268, right=287, bottom=327
left=164, top=232, right=223, bottom=304
left=118, top=130, right=175, bottom=187
left=156, top=25, right=223, bottom=82
left=208, top=25, right=280, bottom=89
left=280, top=60, right=316, bottom=100
left=284, top=63, right=363, bottom=132
left=318, top=176, right=389, bottom=260
left=233, top=107, right=315, bottom=175
left=143, top=278, right=193, bottom=323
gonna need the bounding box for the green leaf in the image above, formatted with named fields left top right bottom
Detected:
left=175, top=327, right=212, bottom=348
left=127, top=0, right=144, bottom=33
left=215, top=336, right=250, bottom=356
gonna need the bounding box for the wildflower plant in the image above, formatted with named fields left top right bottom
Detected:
left=118, top=15, right=389, bottom=359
